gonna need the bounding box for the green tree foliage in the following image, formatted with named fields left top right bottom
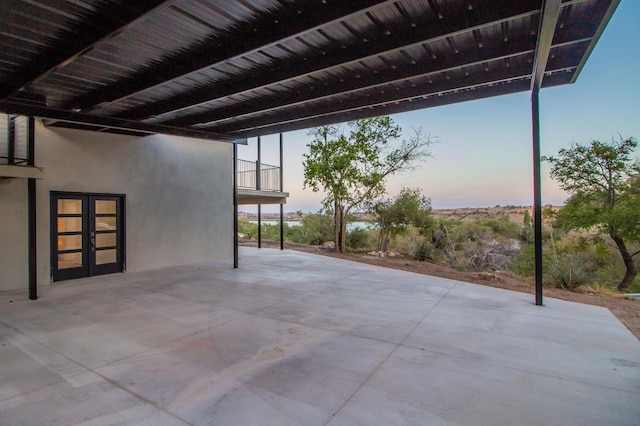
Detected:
left=543, top=137, right=640, bottom=290
left=347, top=227, right=371, bottom=250
left=372, top=187, right=433, bottom=252
left=238, top=219, right=258, bottom=239
left=303, top=117, right=433, bottom=253
left=299, top=212, right=333, bottom=246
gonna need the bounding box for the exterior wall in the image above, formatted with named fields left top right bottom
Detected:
left=0, top=120, right=233, bottom=291
left=0, top=178, right=28, bottom=290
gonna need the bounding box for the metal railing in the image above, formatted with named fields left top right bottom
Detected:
left=0, top=114, right=30, bottom=165
left=237, top=159, right=281, bottom=192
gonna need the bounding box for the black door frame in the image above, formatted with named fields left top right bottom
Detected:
left=50, top=191, right=126, bottom=282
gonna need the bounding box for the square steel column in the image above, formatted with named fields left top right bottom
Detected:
left=279, top=133, right=284, bottom=250
left=257, top=136, right=261, bottom=248
left=28, top=117, right=37, bottom=300
left=233, top=143, right=239, bottom=268
left=531, top=87, right=543, bottom=306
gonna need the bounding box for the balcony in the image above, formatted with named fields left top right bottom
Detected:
left=0, top=114, right=42, bottom=179
left=236, top=158, right=288, bottom=205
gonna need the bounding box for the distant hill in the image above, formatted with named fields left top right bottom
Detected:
left=432, top=205, right=562, bottom=225
left=433, top=206, right=531, bottom=224
left=240, top=205, right=561, bottom=224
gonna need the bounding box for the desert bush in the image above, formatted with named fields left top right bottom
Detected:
left=509, top=243, right=535, bottom=277
left=347, top=227, right=371, bottom=250
left=466, top=239, right=517, bottom=271
left=510, top=233, right=624, bottom=290
left=411, top=239, right=433, bottom=261
left=575, top=283, right=621, bottom=297
left=546, top=252, right=591, bottom=290
left=299, top=213, right=334, bottom=245
left=259, top=222, right=282, bottom=241
left=238, top=219, right=258, bottom=238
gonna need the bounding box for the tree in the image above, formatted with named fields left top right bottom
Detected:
left=543, top=137, right=640, bottom=290
left=299, top=212, right=333, bottom=246
left=303, top=116, right=433, bottom=253
left=372, top=187, right=433, bottom=252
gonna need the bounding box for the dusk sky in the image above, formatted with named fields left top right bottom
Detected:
left=238, top=0, right=640, bottom=214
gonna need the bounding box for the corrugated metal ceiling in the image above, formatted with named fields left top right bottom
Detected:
left=0, top=0, right=620, bottom=141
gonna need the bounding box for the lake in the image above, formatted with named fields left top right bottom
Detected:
left=249, top=220, right=376, bottom=231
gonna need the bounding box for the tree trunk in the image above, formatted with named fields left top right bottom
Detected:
left=334, top=202, right=346, bottom=253
left=377, top=226, right=387, bottom=252
left=381, top=229, right=391, bottom=252
left=339, top=218, right=347, bottom=253
left=611, top=234, right=637, bottom=291
left=334, top=201, right=340, bottom=253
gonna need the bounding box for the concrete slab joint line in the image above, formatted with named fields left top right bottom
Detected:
left=0, top=247, right=638, bottom=425
left=325, top=280, right=459, bottom=424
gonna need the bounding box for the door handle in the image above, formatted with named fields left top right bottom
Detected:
left=90, top=232, right=96, bottom=252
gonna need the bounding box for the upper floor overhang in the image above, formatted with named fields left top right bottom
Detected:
left=237, top=189, right=289, bottom=205
left=0, top=1, right=620, bottom=141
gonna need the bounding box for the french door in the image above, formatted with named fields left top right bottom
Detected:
left=51, top=192, right=125, bottom=281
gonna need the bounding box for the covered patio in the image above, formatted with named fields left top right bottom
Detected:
left=0, top=0, right=623, bottom=303
left=1, top=247, right=638, bottom=424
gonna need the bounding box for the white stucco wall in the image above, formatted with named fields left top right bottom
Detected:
left=0, top=120, right=233, bottom=291
left=0, top=178, right=28, bottom=290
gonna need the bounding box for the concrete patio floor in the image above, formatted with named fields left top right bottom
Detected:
left=1, top=247, right=638, bottom=425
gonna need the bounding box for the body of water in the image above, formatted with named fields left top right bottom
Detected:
left=249, top=220, right=376, bottom=231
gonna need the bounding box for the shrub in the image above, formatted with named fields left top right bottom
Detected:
left=546, top=252, right=590, bottom=290
left=411, top=239, right=433, bottom=261
left=299, top=213, right=333, bottom=245
left=347, top=227, right=371, bottom=250
left=466, top=240, right=514, bottom=271
left=238, top=219, right=258, bottom=238
left=509, top=243, right=535, bottom=277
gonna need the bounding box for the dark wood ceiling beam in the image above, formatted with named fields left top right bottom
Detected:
left=204, top=65, right=533, bottom=135
left=182, top=36, right=540, bottom=128
left=0, top=100, right=240, bottom=143
left=0, top=1, right=172, bottom=101
left=127, top=0, right=542, bottom=123
left=530, top=0, right=562, bottom=90
left=226, top=80, right=532, bottom=139
left=69, top=0, right=399, bottom=112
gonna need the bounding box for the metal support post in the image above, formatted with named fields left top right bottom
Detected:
left=256, top=136, right=261, bottom=190
left=531, top=87, right=543, bottom=306
left=233, top=143, right=239, bottom=268
left=257, top=136, right=262, bottom=248
left=27, top=117, right=37, bottom=299
left=257, top=204, right=262, bottom=248
left=279, top=133, right=284, bottom=250
left=280, top=204, right=284, bottom=250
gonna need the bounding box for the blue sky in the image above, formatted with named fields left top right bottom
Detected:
left=238, top=0, right=640, bottom=213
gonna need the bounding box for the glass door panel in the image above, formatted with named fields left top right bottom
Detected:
left=58, top=252, right=83, bottom=270
left=52, top=196, right=88, bottom=280
left=95, top=249, right=117, bottom=265
left=58, top=198, right=82, bottom=214
left=57, top=234, right=83, bottom=250
left=95, top=200, right=117, bottom=214
left=58, top=217, right=83, bottom=232
left=95, top=233, right=117, bottom=248
left=96, top=216, right=117, bottom=230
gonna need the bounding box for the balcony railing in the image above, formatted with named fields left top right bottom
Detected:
left=0, top=114, right=30, bottom=165
left=237, top=159, right=281, bottom=192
